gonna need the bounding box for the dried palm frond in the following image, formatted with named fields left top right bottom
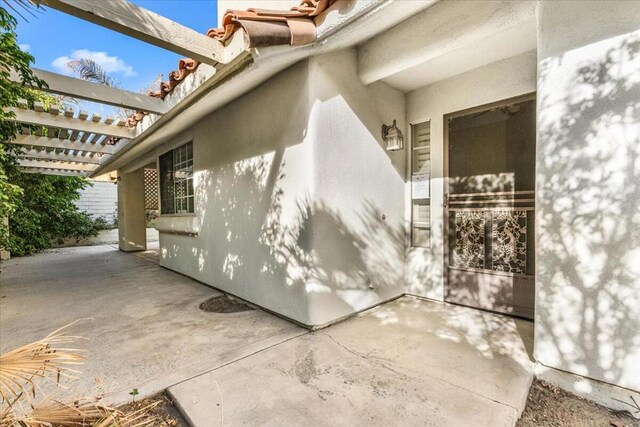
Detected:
left=95, top=400, right=160, bottom=427
left=0, top=322, right=159, bottom=427
left=2, top=397, right=159, bottom=427
left=0, top=323, right=86, bottom=404
left=0, top=404, right=15, bottom=427
left=11, top=397, right=110, bottom=426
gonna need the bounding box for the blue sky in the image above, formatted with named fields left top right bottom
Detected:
left=15, top=1, right=218, bottom=94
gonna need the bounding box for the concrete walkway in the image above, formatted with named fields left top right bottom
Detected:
left=168, top=298, right=534, bottom=427
left=1, top=246, right=534, bottom=426
left=53, top=227, right=159, bottom=248
left=0, top=245, right=304, bottom=403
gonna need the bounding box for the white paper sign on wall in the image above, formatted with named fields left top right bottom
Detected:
left=412, top=174, right=430, bottom=199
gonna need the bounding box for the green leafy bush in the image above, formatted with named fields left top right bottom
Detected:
left=1, top=5, right=106, bottom=256
left=5, top=173, right=108, bottom=256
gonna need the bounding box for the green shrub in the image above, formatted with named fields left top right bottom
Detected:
left=1, top=5, right=107, bottom=256
left=5, top=173, right=108, bottom=256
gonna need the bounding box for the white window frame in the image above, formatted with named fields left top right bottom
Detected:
left=159, top=141, right=194, bottom=216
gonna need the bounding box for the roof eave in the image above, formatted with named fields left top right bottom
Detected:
left=91, top=0, right=439, bottom=177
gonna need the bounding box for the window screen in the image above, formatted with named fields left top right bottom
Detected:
left=159, top=141, right=194, bottom=215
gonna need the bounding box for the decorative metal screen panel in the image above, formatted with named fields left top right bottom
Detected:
left=491, top=210, right=527, bottom=274
left=451, top=209, right=529, bottom=275
left=453, top=211, right=485, bottom=269
left=144, top=168, right=159, bottom=210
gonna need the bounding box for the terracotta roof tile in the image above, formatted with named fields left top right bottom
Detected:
left=125, top=111, right=148, bottom=127
left=126, top=0, right=336, bottom=127
left=148, top=58, right=200, bottom=101
left=208, top=0, right=337, bottom=47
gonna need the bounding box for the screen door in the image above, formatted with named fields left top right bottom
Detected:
left=444, top=96, right=536, bottom=319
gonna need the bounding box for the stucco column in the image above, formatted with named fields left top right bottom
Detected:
left=535, top=0, right=640, bottom=398
left=117, top=168, right=146, bottom=251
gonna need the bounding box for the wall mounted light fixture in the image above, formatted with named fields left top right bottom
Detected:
left=382, top=120, right=404, bottom=151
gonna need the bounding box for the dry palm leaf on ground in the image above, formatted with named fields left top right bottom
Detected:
left=0, top=323, right=159, bottom=426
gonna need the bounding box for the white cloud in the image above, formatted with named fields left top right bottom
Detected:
left=19, top=44, right=30, bottom=52
left=51, top=49, right=136, bottom=77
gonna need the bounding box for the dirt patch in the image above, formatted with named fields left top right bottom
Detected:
left=199, top=295, right=254, bottom=313
left=118, top=393, right=188, bottom=427
left=517, top=380, right=639, bottom=427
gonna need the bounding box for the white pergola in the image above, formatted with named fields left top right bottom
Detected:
left=9, top=0, right=243, bottom=177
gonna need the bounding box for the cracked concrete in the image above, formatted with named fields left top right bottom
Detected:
left=1, top=246, right=534, bottom=425
left=168, top=297, right=534, bottom=426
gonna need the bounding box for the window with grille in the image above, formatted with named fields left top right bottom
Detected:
left=411, top=121, right=431, bottom=247
left=159, top=142, right=194, bottom=215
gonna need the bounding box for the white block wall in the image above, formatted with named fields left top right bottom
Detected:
left=75, top=180, right=118, bottom=224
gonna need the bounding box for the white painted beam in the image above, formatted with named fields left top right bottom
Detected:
left=20, top=149, right=105, bottom=165
left=58, top=108, right=75, bottom=140
left=11, top=135, right=118, bottom=154
left=19, top=159, right=97, bottom=172
left=357, top=0, right=537, bottom=90
left=8, top=107, right=134, bottom=139
left=44, top=0, right=226, bottom=66
left=20, top=168, right=89, bottom=177
left=10, top=68, right=168, bottom=114
left=70, top=110, right=88, bottom=141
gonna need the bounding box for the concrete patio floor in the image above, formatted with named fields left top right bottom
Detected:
left=0, top=245, right=534, bottom=426
left=0, top=244, right=304, bottom=403
left=169, top=297, right=534, bottom=427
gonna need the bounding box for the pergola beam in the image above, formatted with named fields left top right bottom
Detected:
left=19, top=159, right=97, bottom=172
left=9, top=107, right=134, bottom=139
left=10, top=68, right=168, bottom=114
left=20, top=168, right=89, bottom=177
left=20, top=149, right=105, bottom=165
left=12, top=135, right=118, bottom=154
left=44, top=0, right=225, bottom=66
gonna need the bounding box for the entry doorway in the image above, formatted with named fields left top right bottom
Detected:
left=443, top=95, right=536, bottom=319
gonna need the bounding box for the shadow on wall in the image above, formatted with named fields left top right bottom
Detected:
left=160, top=148, right=406, bottom=322
left=158, top=52, right=408, bottom=325
left=536, top=31, right=640, bottom=390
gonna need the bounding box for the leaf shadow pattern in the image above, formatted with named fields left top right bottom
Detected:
left=535, top=30, right=640, bottom=392
left=160, top=143, right=406, bottom=325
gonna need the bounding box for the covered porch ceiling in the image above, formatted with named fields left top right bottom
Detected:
left=357, top=0, right=537, bottom=92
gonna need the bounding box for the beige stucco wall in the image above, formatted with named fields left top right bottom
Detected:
left=404, top=50, right=537, bottom=300
left=114, top=0, right=640, bottom=397
left=305, top=49, right=407, bottom=325
left=154, top=59, right=313, bottom=324
left=146, top=48, right=405, bottom=327
left=535, top=0, right=640, bottom=392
